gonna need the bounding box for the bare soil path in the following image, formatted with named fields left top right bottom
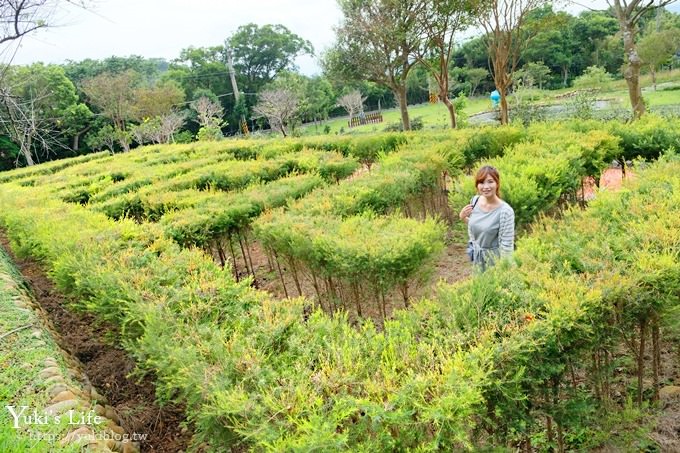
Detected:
left=0, top=231, right=192, bottom=453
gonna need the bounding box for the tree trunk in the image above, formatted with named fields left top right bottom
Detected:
left=499, top=90, right=509, bottom=125
left=562, top=65, right=569, bottom=88
left=441, top=95, right=457, bottom=129
left=638, top=318, right=647, bottom=407
left=20, top=144, right=35, bottom=166
left=651, top=66, right=657, bottom=91
left=394, top=85, right=410, bottom=131
left=72, top=124, right=93, bottom=152
left=621, top=21, right=646, bottom=119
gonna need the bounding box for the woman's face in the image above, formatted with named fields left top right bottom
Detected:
left=477, top=175, right=498, bottom=197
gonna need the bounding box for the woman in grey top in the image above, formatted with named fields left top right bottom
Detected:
left=458, top=166, right=515, bottom=271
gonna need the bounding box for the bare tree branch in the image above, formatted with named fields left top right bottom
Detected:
left=336, top=90, right=366, bottom=121
left=253, top=88, right=298, bottom=137
left=190, top=96, right=223, bottom=128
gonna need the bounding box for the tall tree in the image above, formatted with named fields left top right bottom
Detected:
left=81, top=70, right=139, bottom=151
left=132, top=80, right=185, bottom=120
left=0, top=63, right=91, bottom=166
left=466, top=67, right=489, bottom=96
left=325, top=0, right=424, bottom=131
left=607, top=0, right=677, bottom=118
left=413, top=0, right=485, bottom=128
left=572, top=11, right=620, bottom=70
left=227, top=23, right=313, bottom=90
left=637, top=28, right=680, bottom=90
left=479, top=0, right=551, bottom=124
left=520, top=8, right=576, bottom=87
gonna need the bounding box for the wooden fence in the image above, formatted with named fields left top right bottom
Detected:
left=349, top=112, right=383, bottom=128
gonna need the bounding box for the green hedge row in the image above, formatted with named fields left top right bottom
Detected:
left=90, top=150, right=358, bottom=221
left=1, top=151, right=674, bottom=450
left=449, top=129, right=619, bottom=227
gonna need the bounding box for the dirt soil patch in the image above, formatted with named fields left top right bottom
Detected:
left=0, top=231, right=191, bottom=453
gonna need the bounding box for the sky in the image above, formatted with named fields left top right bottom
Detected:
left=4, top=0, right=342, bottom=75
left=4, top=0, right=680, bottom=76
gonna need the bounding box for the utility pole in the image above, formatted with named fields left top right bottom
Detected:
left=227, top=47, right=249, bottom=135
left=226, top=47, right=240, bottom=102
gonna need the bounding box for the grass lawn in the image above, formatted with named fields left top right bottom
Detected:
left=300, top=97, right=494, bottom=136
left=299, top=68, right=680, bottom=137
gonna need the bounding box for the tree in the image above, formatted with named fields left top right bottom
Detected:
left=0, top=63, right=91, bottom=166
left=227, top=23, right=313, bottom=89
left=467, top=67, right=489, bottom=96
left=63, top=56, right=166, bottom=86
left=479, top=0, right=551, bottom=124
left=191, top=95, right=224, bottom=141
left=85, top=124, right=119, bottom=153
left=81, top=70, right=138, bottom=131
left=607, top=0, right=677, bottom=119
left=516, top=61, right=551, bottom=89
left=520, top=9, right=576, bottom=87
left=413, top=0, right=485, bottom=128
left=132, top=80, right=185, bottom=120
left=326, top=0, right=424, bottom=131
left=157, top=112, right=185, bottom=144
left=336, top=90, right=367, bottom=122
left=253, top=88, right=298, bottom=137
left=638, top=28, right=680, bottom=90
left=572, top=65, right=614, bottom=88
left=130, top=112, right=185, bottom=145
left=572, top=11, right=620, bottom=70
left=81, top=70, right=139, bottom=151
left=302, top=76, right=336, bottom=125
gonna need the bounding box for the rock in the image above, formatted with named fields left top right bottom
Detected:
left=660, top=385, right=680, bottom=401
left=44, top=358, right=58, bottom=367
left=66, top=368, right=83, bottom=380
left=31, top=330, right=42, bottom=339
left=60, top=427, right=93, bottom=446
left=44, top=399, right=80, bottom=416
left=51, top=390, right=77, bottom=403
left=44, top=374, right=65, bottom=385
left=104, top=406, right=121, bottom=425
left=106, top=421, right=125, bottom=436
left=38, top=366, right=60, bottom=379
left=94, top=404, right=106, bottom=417
left=47, top=383, right=69, bottom=398
left=91, top=389, right=108, bottom=404
left=121, top=440, right=140, bottom=453
left=105, top=438, right=120, bottom=451
left=89, top=441, right=115, bottom=453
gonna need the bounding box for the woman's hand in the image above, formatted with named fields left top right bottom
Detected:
left=459, top=204, right=473, bottom=223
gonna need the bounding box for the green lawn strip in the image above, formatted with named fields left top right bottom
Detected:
left=0, top=248, right=110, bottom=452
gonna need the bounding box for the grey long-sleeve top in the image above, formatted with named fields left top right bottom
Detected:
left=468, top=199, right=515, bottom=269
